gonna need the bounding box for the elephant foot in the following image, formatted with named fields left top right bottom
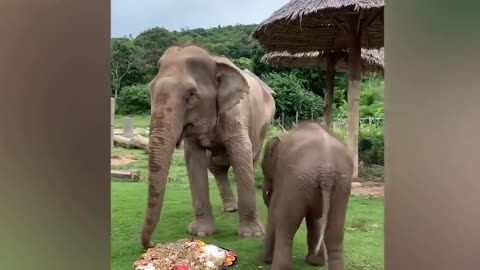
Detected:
left=257, top=251, right=273, bottom=264
left=141, top=240, right=154, bottom=251
left=187, top=219, right=216, bottom=237
left=305, top=253, right=325, bottom=266
left=237, top=218, right=264, bottom=237
left=222, top=199, right=238, bottom=212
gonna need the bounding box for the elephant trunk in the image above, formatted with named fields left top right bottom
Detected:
left=141, top=106, right=184, bottom=249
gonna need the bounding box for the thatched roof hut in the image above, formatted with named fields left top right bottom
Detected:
left=252, top=0, right=384, bottom=53
left=261, top=48, right=384, bottom=74
left=252, top=0, right=384, bottom=181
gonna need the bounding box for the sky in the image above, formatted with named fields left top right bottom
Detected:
left=111, top=0, right=290, bottom=38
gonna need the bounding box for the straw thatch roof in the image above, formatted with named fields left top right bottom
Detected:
left=261, top=48, right=384, bottom=74
left=252, top=0, right=384, bottom=53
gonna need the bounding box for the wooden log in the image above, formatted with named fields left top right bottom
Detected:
left=113, top=134, right=132, bottom=148
left=111, top=98, right=115, bottom=156
left=111, top=170, right=140, bottom=182
left=130, top=134, right=149, bottom=151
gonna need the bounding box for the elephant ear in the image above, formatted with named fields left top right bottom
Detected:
left=214, top=56, right=249, bottom=114
left=264, top=137, right=281, bottom=160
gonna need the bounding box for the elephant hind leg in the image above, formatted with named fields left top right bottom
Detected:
left=208, top=163, right=237, bottom=212
left=314, top=187, right=332, bottom=256
left=324, top=186, right=351, bottom=270
left=305, top=215, right=325, bottom=266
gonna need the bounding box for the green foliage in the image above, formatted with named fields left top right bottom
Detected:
left=111, top=38, right=145, bottom=97
left=175, top=25, right=257, bottom=59
left=360, top=76, right=384, bottom=118
left=133, top=27, right=180, bottom=80
left=332, top=88, right=349, bottom=120
left=359, top=126, right=384, bottom=165
left=232, top=57, right=253, bottom=70
left=359, top=164, right=384, bottom=182
left=332, top=77, right=385, bottom=120
left=332, top=125, right=384, bottom=166
left=116, top=84, right=150, bottom=115
left=261, top=72, right=323, bottom=122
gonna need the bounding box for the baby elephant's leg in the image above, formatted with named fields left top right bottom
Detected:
left=324, top=188, right=350, bottom=270
left=270, top=200, right=305, bottom=270
left=305, top=215, right=326, bottom=266
left=258, top=207, right=276, bottom=264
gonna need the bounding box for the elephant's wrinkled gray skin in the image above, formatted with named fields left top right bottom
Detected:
left=141, top=45, right=276, bottom=249
left=259, top=122, right=353, bottom=270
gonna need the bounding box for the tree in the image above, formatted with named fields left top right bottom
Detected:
left=111, top=38, right=144, bottom=100
left=133, top=27, right=179, bottom=79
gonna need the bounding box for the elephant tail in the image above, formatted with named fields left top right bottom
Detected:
left=313, top=187, right=332, bottom=258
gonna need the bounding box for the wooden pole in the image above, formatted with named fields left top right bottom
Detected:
left=346, top=17, right=362, bottom=180
left=323, top=53, right=336, bottom=129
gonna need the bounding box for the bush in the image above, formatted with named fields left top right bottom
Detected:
left=261, top=72, right=323, bottom=124
left=332, top=125, right=384, bottom=166
left=359, top=126, right=384, bottom=165
left=116, top=84, right=150, bottom=115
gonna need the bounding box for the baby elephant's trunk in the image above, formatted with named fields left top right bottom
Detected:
left=314, top=188, right=333, bottom=260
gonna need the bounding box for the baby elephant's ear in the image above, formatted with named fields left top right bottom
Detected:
left=265, top=136, right=281, bottom=157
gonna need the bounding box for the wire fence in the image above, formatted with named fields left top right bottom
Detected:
left=275, top=112, right=384, bottom=130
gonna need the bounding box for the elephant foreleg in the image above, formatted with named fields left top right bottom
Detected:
left=305, top=215, right=326, bottom=266
left=271, top=200, right=304, bottom=270
left=258, top=204, right=277, bottom=264
left=226, top=134, right=264, bottom=237
left=184, top=139, right=216, bottom=237
left=208, top=163, right=237, bottom=212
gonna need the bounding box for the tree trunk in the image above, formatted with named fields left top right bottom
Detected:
left=347, top=29, right=362, bottom=181
left=323, top=53, right=336, bottom=129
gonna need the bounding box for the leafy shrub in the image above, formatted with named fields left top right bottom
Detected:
left=116, top=84, right=150, bottom=115
left=359, top=164, right=384, bottom=182
left=359, top=126, right=384, bottom=165
left=232, top=57, right=253, bottom=70
left=261, top=72, right=323, bottom=124
left=332, top=125, right=384, bottom=166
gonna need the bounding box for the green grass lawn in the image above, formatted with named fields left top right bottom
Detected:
left=111, top=144, right=384, bottom=270
left=114, top=115, right=151, bottom=129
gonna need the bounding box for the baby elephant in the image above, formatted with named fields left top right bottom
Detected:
left=258, top=122, right=353, bottom=270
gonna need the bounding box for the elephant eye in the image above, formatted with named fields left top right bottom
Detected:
left=185, top=88, right=198, bottom=106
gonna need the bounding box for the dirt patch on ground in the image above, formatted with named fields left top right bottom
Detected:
left=351, top=181, right=384, bottom=198
left=111, top=155, right=137, bottom=166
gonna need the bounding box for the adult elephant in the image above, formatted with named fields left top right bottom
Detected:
left=140, top=45, right=276, bottom=249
